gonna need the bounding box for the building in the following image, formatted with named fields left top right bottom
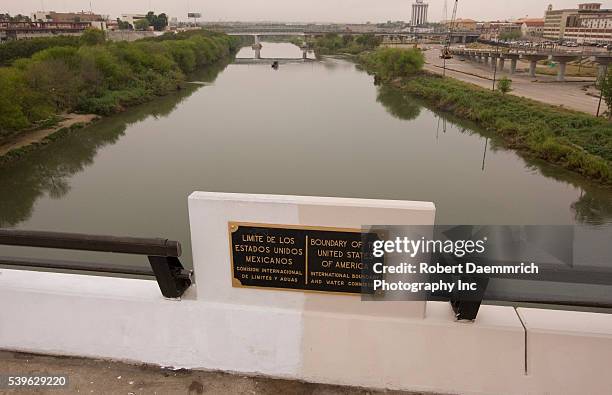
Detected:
left=478, top=21, right=522, bottom=39
left=31, top=11, right=105, bottom=23
left=0, top=21, right=93, bottom=41
left=449, top=18, right=478, bottom=31
left=518, top=18, right=545, bottom=37
left=120, top=14, right=148, bottom=29
left=411, top=0, right=429, bottom=26
left=544, top=3, right=612, bottom=43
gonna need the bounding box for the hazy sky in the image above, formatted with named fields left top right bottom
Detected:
left=2, top=0, right=609, bottom=23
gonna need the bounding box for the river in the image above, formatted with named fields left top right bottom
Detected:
left=1, top=42, right=611, bottom=273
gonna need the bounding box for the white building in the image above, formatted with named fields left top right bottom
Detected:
left=545, top=3, right=612, bottom=43
left=411, top=0, right=429, bottom=26
left=120, top=14, right=148, bottom=28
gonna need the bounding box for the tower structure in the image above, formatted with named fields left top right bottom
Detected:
left=411, top=0, right=429, bottom=26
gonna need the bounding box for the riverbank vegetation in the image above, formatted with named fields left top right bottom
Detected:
left=0, top=36, right=82, bottom=66
left=0, top=29, right=240, bottom=141
left=402, top=77, right=611, bottom=183
left=360, top=47, right=424, bottom=80
left=311, top=33, right=382, bottom=55
left=360, top=47, right=611, bottom=184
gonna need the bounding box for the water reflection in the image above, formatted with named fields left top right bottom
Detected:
left=0, top=61, right=228, bottom=228
left=376, top=85, right=421, bottom=121
left=1, top=51, right=611, bottom=245
left=375, top=84, right=612, bottom=226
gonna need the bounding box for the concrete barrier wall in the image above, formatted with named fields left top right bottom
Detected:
left=106, top=30, right=156, bottom=42
left=0, top=192, right=611, bottom=394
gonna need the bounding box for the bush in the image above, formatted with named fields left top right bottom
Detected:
left=497, top=77, right=512, bottom=94
left=0, top=36, right=81, bottom=66
left=80, top=28, right=106, bottom=46
left=361, top=48, right=425, bottom=81
left=0, top=30, right=240, bottom=138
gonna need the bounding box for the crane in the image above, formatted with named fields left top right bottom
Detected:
left=440, top=0, right=459, bottom=59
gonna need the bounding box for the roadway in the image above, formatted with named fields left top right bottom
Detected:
left=421, top=45, right=601, bottom=115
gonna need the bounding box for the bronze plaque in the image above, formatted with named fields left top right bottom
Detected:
left=229, top=222, right=379, bottom=295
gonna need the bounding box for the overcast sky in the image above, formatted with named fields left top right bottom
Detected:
left=2, top=1, right=609, bottom=23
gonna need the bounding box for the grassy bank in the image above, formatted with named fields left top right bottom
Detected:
left=359, top=48, right=612, bottom=184
left=0, top=29, right=240, bottom=142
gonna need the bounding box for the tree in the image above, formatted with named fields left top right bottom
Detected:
left=146, top=11, right=156, bottom=26
left=80, top=28, right=106, bottom=46
left=144, top=11, right=168, bottom=31
left=600, top=69, right=612, bottom=118
left=367, top=48, right=425, bottom=81
left=497, top=77, right=512, bottom=94
left=154, top=13, right=168, bottom=31
left=134, top=19, right=150, bottom=31
left=116, top=18, right=131, bottom=30
left=499, top=30, right=521, bottom=41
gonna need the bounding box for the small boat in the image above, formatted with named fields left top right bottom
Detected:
left=271, top=61, right=279, bottom=69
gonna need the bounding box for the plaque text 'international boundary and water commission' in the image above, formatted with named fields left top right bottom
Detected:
left=229, top=222, right=379, bottom=294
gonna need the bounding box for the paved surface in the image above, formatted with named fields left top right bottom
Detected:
left=422, top=45, right=601, bottom=115
left=0, top=351, right=436, bottom=395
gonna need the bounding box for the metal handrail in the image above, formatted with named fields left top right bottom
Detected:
left=0, top=229, right=191, bottom=299
left=0, top=229, right=181, bottom=257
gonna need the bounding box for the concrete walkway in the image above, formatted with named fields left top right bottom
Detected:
left=0, top=351, right=434, bottom=395
left=423, top=45, right=601, bottom=115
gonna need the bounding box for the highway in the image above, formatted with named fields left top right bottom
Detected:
left=422, top=45, right=601, bottom=115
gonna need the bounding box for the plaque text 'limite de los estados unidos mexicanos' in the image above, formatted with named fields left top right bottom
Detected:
left=229, top=222, right=380, bottom=294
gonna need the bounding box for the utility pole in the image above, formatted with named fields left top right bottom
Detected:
left=442, top=0, right=458, bottom=78
left=597, top=65, right=607, bottom=116
left=492, top=42, right=499, bottom=91
left=443, top=55, right=447, bottom=77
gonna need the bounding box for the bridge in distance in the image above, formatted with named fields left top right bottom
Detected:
left=220, top=28, right=480, bottom=44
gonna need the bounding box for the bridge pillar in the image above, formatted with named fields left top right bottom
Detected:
left=598, top=64, right=609, bottom=82
left=503, top=54, right=520, bottom=75
left=551, top=55, right=578, bottom=82
left=482, top=54, right=489, bottom=65
left=498, top=57, right=505, bottom=72
left=254, top=47, right=261, bottom=59
left=510, top=58, right=517, bottom=74
left=522, top=54, right=549, bottom=78
left=529, top=60, right=537, bottom=77
left=594, top=56, right=612, bottom=82
left=302, top=48, right=307, bottom=60
left=490, top=54, right=499, bottom=71
left=557, top=61, right=567, bottom=82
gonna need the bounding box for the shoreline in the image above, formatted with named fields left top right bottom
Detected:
left=0, top=58, right=238, bottom=163
left=0, top=113, right=98, bottom=159
left=374, top=72, right=612, bottom=185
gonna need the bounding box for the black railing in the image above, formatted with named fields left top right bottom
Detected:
left=0, top=229, right=192, bottom=299
left=448, top=262, right=612, bottom=320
